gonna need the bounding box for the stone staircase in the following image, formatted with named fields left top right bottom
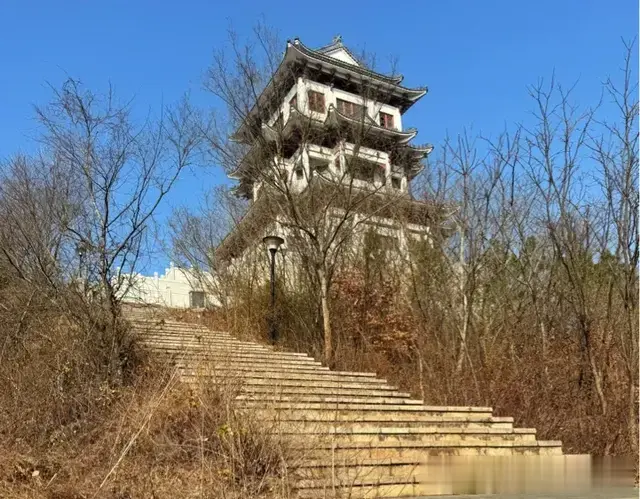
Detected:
left=126, top=308, right=567, bottom=497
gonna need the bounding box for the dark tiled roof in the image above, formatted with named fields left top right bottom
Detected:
left=290, top=38, right=406, bottom=86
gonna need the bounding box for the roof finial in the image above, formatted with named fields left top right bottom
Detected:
left=332, top=34, right=342, bottom=44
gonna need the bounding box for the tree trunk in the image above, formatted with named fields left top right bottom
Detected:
left=455, top=311, right=468, bottom=373
left=582, top=317, right=607, bottom=415
left=318, top=266, right=333, bottom=365
left=104, top=278, right=123, bottom=383
left=537, top=308, right=550, bottom=383
left=628, top=368, right=638, bottom=455
left=528, top=287, right=549, bottom=382
left=455, top=224, right=467, bottom=374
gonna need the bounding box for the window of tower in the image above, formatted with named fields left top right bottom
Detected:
left=337, top=99, right=365, bottom=119
left=295, top=167, right=304, bottom=180
left=379, top=112, right=395, bottom=129
left=349, top=158, right=379, bottom=183
left=391, top=176, right=402, bottom=189
left=310, top=157, right=330, bottom=177
left=189, top=291, right=206, bottom=308
left=307, top=90, right=325, bottom=113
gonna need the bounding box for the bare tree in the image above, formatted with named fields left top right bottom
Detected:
left=521, top=71, right=614, bottom=414
left=169, top=186, right=248, bottom=311
left=199, top=26, right=430, bottom=364
left=589, top=39, right=638, bottom=451
left=0, top=78, right=202, bottom=378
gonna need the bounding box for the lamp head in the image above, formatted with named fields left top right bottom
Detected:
left=76, top=242, right=85, bottom=258
left=263, top=235, right=285, bottom=252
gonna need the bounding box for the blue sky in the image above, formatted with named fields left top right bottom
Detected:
left=0, top=0, right=637, bottom=268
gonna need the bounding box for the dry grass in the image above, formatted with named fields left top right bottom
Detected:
left=0, top=286, right=296, bottom=499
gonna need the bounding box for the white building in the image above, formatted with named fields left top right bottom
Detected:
left=119, top=262, right=219, bottom=309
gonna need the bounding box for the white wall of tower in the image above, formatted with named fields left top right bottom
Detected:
left=296, top=77, right=403, bottom=131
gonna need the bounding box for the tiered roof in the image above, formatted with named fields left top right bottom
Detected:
left=230, top=104, right=432, bottom=185
left=216, top=182, right=450, bottom=262
left=229, top=37, right=433, bottom=200
left=232, top=37, right=428, bottom=143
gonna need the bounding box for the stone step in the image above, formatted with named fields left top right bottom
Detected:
left=277, top=425, right=531, bottom=437
left=141, top=340, right=257, bottom=348
left=179, top=371, right=389, bottom=385
left=160, top=349, right=319, bottom=362
left=135, top=330, right=238, bottom=341
left=177, top=381, right=411, bottom=399
left=144, top=345, right=282, bottom=356
left=179, top=366, right=380, bottom=379
left=261, top=417, right=514, bottom=431
left=145, top=342, right=317, bottom=362
left=136, top=331, right=237, bottom=340
left=138, top=336, right=269, bottom=349
left=132, top=326, right=248, bottom=334
left=138, top=331, right=235, bottom=340
left=296, top=473, right=551, bottom=498
left=293, top=463, right=423, bottom=496
left=138, top=338, right=311, bottom=354
left=129, top=318, right=207, bottom=325
left=295, top=477, right=422, bottom=497
left=296, top=484, right=424, bottom=498
left=295, top=462, right=419, bottom=485
left=236, top=394, right=424, bottom=405
left=299, top=457, right=422, bottom=468
left=238, top=401, right=493, bottom=415
left=287, top=432, right=538, bottom=447
left=175, top=360, right=329, bottom=373
left=180, top=369, right=396, bottom=385
left=130, top=322, right=217, bottom=333
left=299, top=444, right=563, bottom=462
left=145, top=344, right=292, bottom=362
left=138, top=332, right=261, bottom=341
left=232, top=377, right=402, bottom=391
left=143, top=342, right=282, bottom=354
left=144, top=333, right=230, bottom=342
left=147, top=348, right=322, bottom=366
left=296, top=454, right=576, bottom=484
left=258, top=412, right=513, bottom=428
left=296, top=460, right=581, bottom=498
left=131, top=325, right=230, bottom=334
left=129, top=323, right=274, bottom=346
left=238, top=385, right=411, bottom=399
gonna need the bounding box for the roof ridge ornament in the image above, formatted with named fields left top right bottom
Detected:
left=332, top=34, right=342, bottom=45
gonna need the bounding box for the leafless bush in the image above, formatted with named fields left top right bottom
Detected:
left=0, top=78, right=202, bottom=383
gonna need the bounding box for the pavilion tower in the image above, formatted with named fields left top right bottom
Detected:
left=216, top=36, right=436, bottom=268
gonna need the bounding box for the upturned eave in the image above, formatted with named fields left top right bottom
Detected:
left=232, top=38, right=428, bottom=142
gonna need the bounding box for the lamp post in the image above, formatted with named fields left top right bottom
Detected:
left=263, top=235, right=285, bottom=343
left=75, top=242, right=87, bottom=293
